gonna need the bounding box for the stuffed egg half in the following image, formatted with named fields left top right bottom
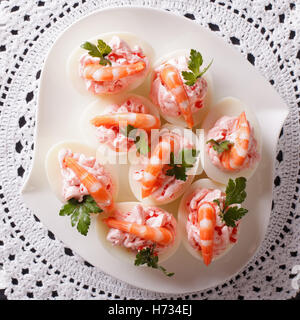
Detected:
left=150, top=49, right=213, bottom=128
left=97, top=201, right=181, bottom=265
left=67, top=32, right=154, bottom=96
left=129, top=124, right=202, bottom=206
left=45, top=140, right=119, bottom=205
left=178, top=178, right=240, bottom=264
left=201, top=97, right=262, bottom=185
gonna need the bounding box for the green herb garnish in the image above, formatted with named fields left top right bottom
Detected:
left=221, top=206, right=248, bottom=228
left=59, top=195, right=103, bottom=236
left=166, top=148, right=198, bottom=181
left=134, top=244, right=174, bottom=277
left=182, top=49, right=213, bottom=86
left=206, top=139, right=234, bottom=154
left=213, top=177, right=248, bottom=227
left=121, top=124, right=150, bottom=156
left=81, top=39, right=112, bottom=66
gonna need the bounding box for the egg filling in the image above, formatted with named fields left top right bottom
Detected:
left=206, top=115, right=260, bottom=172
left=106, top=204, right=176, bottom=254
left=79, top=36, right=149, bottom=95
left=186, top=188, right=239, bottom=258
left=58, top=148, right=114, bottom=202
left=150, top=55, right=208, bottom=117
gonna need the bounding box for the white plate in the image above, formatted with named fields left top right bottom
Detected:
left=21, top=7, right=289, bottom=294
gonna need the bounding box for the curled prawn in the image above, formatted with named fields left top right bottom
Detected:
left=83, top=61, right=146, bottom=82
left=103, top=217, right=174, bottom=246
left=160, top=64, right=194, bottom=128
left=220, top=112, right=250, bottom=171
left=64, top=157, right=113, bottom=211
left=197, top=202, right=216, bottom=266
left=141, top=136, right=175, bottom=198
left=91, top=112, right=160, bottom=131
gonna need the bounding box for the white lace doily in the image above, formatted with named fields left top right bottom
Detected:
left=0, top=0, right=299, bottom=300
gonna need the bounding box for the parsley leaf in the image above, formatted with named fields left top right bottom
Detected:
left=188, top=49, right=203, bottom=74
left=81, top=39, right=112, bottom=66
left=166, top=149, right=198, bottom=181
left=97, top=39, right=112, bottom=57
left=181, top=71, right=197, bottom=87
left=166, top=165, right=187, bottom=182
left=213, top=177, right=248, bottom=227
left=225, top=177, right=247, bottom=208
left=182, top=49, right=213, bottom=86
left=121, top=124, right=150, bottom=156
left=222, top=206, right=248, bottom=227
left=134, top=244, right=174, bottom=277
left=206, top=139, right=234, bottom=154
left=59, top=195, right=103, bottom=236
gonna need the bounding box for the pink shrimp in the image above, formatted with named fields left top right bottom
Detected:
left=64, top=157, right=113, bottom=211
left=103, top=217, right=174, bottom=246
left=220, top=112, right=250, bottom=171
left=141, top=136, right=175, bottom=198
left=90, top=112, right=160, bottom=131
left=160, top=64, right=194, bottom=128
left=197, top=202, right=216, bottom=266
left=83, top=61, right=146, bottom=82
